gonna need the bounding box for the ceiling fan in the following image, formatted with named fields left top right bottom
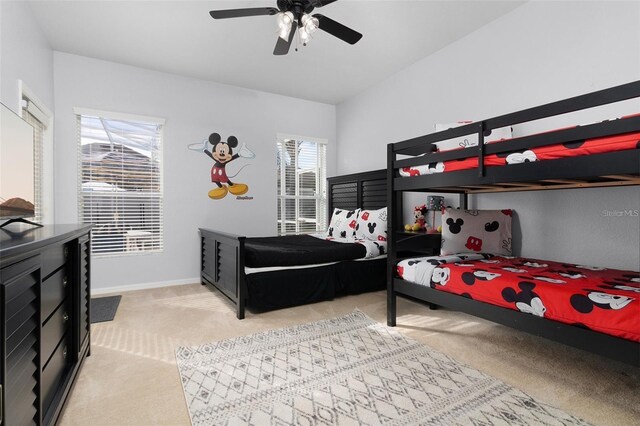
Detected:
left=209, top=0, right=363, bottom=55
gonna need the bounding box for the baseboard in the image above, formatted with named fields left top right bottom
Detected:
left=92, top=277, right=200, bottom=296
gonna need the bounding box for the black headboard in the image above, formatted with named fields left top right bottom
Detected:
left=327, top=169, right=387, bottom=214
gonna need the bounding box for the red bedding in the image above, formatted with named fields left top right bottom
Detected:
left=400, top=127, right=640, bottom=177
left=400, top=255, right=640, bottom=342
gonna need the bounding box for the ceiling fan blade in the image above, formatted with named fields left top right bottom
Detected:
left=274, top=25, right=297, bottom=55
left=314, top=14, right=362, bottom=45
left=209, top=7, right=279, bottom=20
left=309, top=0, right=339, bottom=7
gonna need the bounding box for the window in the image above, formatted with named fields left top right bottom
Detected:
left=76, top=109, right=164, bottom=256
left=20, top=85, right=52, bottom=224
left=21, top=100, right=45, bottom=223
left=276, top=136, right=327, bottom=235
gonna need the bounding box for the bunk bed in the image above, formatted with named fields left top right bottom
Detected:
left=386, top=81, right=640, bottom=366
left=200, top=169, right=387, bottom=319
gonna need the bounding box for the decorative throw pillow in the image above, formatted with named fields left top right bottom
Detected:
left=440, top=208, right=513, bottom=256
left=326, top=208, right=360, bottom=239
left=355, top=207, right=388, bottom=242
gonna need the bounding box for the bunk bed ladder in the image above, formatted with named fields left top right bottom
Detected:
left=477, top=122, right=486, bottom=178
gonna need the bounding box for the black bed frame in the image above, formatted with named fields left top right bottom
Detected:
left=200, top=169, right=386, bottom=319
left=387, top=81, right=640, bottom=366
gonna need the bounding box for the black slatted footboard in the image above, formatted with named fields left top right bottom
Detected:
left=200, top=228, right=246, bottom=319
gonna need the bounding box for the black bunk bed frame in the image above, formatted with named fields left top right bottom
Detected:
left=200, top=169, right=386, bottom=319
left=386, top=81, right=640, bottom=366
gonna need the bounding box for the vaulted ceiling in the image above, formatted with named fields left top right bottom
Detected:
left=28, top=1, right=523, bottom=104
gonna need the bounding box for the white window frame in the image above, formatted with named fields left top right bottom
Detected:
left=19, top=80, right=54, bottom=224
left=276, top=133, right=328, bottom=236
left=75, top=107, right=165, bottom=257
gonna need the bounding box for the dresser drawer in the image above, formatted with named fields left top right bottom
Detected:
left=42, top=243, right=69, bottom=279
left=41, top=335, right=70, bottom=414
left=42, top=268, right=68, bottom=322
left=42, top=302, right=70, bottom=366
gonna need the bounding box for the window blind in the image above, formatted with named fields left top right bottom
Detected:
left=77, top=113, right=164, bottom=256
left=276, top=137, right=327, bottom=235
left=22, top=100, right=46, bottom=223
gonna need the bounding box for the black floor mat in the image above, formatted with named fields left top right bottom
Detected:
left=91, top=295, right=122, bottom=323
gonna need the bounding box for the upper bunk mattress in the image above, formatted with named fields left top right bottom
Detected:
left=399, top=130, right=640, bottom=177
left=396, top=254, right=640, bottom=342
left=244, top=235, right=366, bottom=268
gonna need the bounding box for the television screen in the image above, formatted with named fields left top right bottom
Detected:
left=0, top=102, right=35, bottom=219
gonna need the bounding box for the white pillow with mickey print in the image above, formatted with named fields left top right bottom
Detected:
left=355, top=207, right=387, bottom=242
left=441, top=208, right=512, bottom=256
left=326, top=208, right=360, bottom=239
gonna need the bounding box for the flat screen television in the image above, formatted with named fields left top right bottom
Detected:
left=0, top=102, right=36, bottom=223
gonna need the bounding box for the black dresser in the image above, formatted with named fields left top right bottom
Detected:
left=0, top=225, right=91, bottom=425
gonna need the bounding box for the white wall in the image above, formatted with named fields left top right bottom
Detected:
left=0, top=1, right=55, bottom=224
left=54, top=52, right=336, bottom=290
left=336, top=1, right=640, bottom=270
left=0, top=1, right=53, bottom=112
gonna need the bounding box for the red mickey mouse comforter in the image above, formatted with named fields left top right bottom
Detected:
left=396, top=254, right=640, bottom=342
left=399, top=125, right=640, bottom=177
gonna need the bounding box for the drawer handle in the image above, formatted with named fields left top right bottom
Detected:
left=63, top=313, right=69, bottom=322
left=63, top=276, right=68, bottom=287
left=63, top=347, right=68, bottom=359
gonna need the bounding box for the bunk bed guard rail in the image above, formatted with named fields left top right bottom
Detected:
left=389, top=80, right=640, bottom=192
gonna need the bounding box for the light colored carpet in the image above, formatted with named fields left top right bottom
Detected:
left=177, top=310, right=589, bottom=425
left=58, top=284, right=639, bottom=425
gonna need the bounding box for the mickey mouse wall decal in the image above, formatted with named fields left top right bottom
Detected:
left=188, top=133, right=256, bottom=200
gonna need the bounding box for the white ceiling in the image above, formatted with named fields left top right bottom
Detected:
left=28, top=0, right=524, bottom=105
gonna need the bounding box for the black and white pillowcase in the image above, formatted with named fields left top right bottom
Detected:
left=326, top=208, right=360, bottom=239
left=440, top=208, right=513, bottom=256
left=355, top=207, right=388, bottom=242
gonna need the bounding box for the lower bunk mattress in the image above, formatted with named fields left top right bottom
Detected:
left=246, top=257, right=386, bottom=311
left=396, top=254, right=640, bottom=342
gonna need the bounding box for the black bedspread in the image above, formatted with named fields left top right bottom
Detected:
left=244, top=235, right=366, bottom=268
left=246, top=257, right=386, bottom=311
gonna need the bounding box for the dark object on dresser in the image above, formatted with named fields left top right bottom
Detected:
left=90, top=295, right=121, bottom=323
left=386, top=81, right=640, bottom=366
left=200, top=169, right=387, bottom=319
left=0, top=224, right=92, bottom=425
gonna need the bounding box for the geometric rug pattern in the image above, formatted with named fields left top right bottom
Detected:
left=176, top=310, right=589, bottom=425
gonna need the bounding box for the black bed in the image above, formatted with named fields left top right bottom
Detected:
left=244, top=234, right=366, bottom=267
left=386, top=81, right=640, bottom=366
left=200, top=169, right=387, bottom=319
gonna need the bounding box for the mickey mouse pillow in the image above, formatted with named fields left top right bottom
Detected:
left=326, top=208, right=360, bottom=239
left=441, top=208, right=513, bottom=256
left=355, top=207, right=388, bottom=242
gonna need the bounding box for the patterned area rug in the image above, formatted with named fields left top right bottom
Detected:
left=176, top=311, right=588, bottom=425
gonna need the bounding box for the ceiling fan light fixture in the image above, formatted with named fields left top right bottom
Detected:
left=299, top=13, right=319, bottom=45
left=301, top=13, right=319, bottom=35
left=276, top=11, right=294, bottom=40
left=209, top=1, right=363, bottom=55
